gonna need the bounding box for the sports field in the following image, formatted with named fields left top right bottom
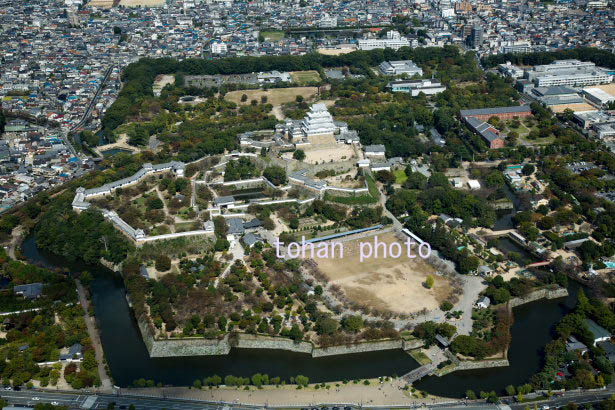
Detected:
left=225, top=87, right=318, bottom=106
left=261, top=31, right=284, bottom=41
left=290, top=70, right=321, bottom=85
left=314, top=232, right=453, bottom=314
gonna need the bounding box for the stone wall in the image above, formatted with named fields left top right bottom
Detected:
left=508, top=286, right=568, bottom=308
left=137, top=320, right=411, bottom=358
left=454, top=359, right=510, bottom=371
left=313, top=340, right=403, bottom=357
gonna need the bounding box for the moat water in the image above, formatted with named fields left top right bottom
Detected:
left=22, top=235, right=580, bottom=396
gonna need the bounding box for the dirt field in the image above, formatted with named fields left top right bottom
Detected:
left=119, top=0, right=165, bottom=6
left=594, top=83, right=615, bottom=96
left=88, top=0, right=114, bottom=7
left=551, top=102, right=595, bottom=113
left=290, top=70, right=322, bottom=85
left=225, top=87, right=318, bottom=106
left=317, top=47, right=357, bottom=55
left=303, top=146, right=355, bottom=164
left=314, top=232, right=453, bottom=314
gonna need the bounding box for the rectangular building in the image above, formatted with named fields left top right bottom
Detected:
left=459, top=105, right=532, bottom=121
left=379, top=60, right=423, bottom=77
left=388, top=79, right=446, bottom=96
left=526, top=60, right=613, bottom=87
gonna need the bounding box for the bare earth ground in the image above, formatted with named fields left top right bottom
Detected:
left=594, top=83, right=615, bottom=96
left=551, top=102, right=595, bottom=113
left=316, top=47, right=357, bottom=55
left=225, top=87, right=318, bottom=106
left=126, top=378, right=450, bottom=406
left=153, top=74, right=175, bottom=96
left=119, top=0, right=165, bottom=6
left=302, top=134, right=356, bottom=164
left=88, top=0, right=114, bottom=7
left=314, top=233, right=453, bottom=314
left=94, top=133, right=137, bottom=156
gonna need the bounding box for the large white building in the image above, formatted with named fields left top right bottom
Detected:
left=388, top=79, right=446, bottom=96
left=526, top=60, right=613, bottom=87
left=211, top=41, right=227, bottom=54
left=498, top=62, right=524, bottom=79
left=357, top=31, right=411, bottom=51
left=583, top=87, right=615, bottom=108
left=379, top=60, right=423, bottom=77
left=300, top=103, right=338, bottom=137
left=318, top=13, right=337, bottom=28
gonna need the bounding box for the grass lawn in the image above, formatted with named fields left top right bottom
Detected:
left=225, top=87, right=318, bottom=106
left=261, top=30, right=284, bottom=41
left=394, top=169, right=407, bottom=185
left=290, top=70, right=321, bottom=85
left=149, top=224, right=171, bottom=236
left=409, top=350, right=432, bottom=366
left=175, top=221, right=200, bottom=232
left=133, top=196, right=147, bottom=213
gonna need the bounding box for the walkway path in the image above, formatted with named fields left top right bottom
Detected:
left=75, top=279, right=113, bottom=391
left=455, top=275, right=487, bottom=335
left=6, top=225, right=23, bottom=260
left=213, top=242, right=245, bottom=288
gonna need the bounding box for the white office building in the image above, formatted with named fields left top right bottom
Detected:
left=526, top=60, right=613, bottom=87
left=318, top=13, right=337, bottom=28
left=211, top=41, right=227, bottom=54
left=497, top=62, right=524, bottom=79
left=358, top=31, right=411, bottom=51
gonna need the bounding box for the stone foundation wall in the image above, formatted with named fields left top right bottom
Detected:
left=454, top=359, right=510, bottom=371
left=137, top=319, right=410, bottom=358
left=508, top=287, right=568, bottom=308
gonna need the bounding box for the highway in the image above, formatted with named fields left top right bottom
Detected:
left=0, top=390, right=259, bottom=410
left=62, top=64, right=115, bottom=157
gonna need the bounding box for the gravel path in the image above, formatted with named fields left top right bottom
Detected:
left=75, top=279, right=113, bottom=391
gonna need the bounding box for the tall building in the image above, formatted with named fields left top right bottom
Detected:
left=468, top=24, right=483, bottom=49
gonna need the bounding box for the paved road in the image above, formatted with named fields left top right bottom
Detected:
left=5, top=387, right=614, bottom=410
left=0, top=389, right=510, bottom=410
left=508, top=389, right=615, bottom=410
left=0, top=390, right=257, bottom=410
left=64, top=64, right=115, bottom=157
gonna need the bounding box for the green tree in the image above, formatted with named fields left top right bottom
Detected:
left=154, top=255, right=171, bottom=271
left=341, top=315, right=364, bottom=333
left=293, top=149, right=306, bottom=161
left=425, top=274, right=434, bottom=289
left=521, top=164, right=535, bottom=176
left=263, top=166, right=287, bottom=186
left=295, top=375, right=309, bottom=387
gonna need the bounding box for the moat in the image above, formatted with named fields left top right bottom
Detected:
left=22, top=235, right=579, bottom=396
